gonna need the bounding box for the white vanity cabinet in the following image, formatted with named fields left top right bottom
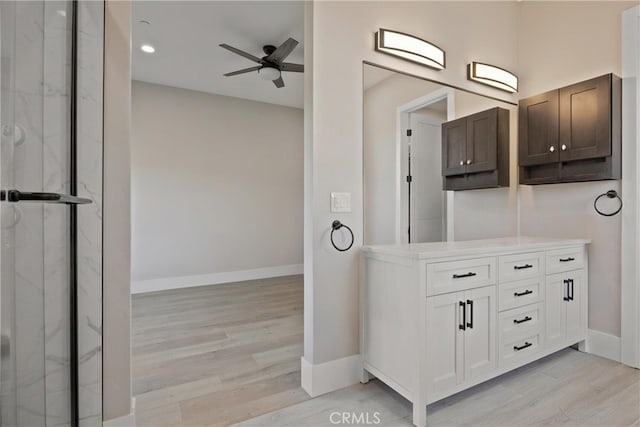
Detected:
left=360, top=237, right=589, bottom=427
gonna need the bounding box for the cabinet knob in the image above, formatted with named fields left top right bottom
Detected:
left=549, top=146, right=555, bottom=152
left=466, top=159, right=471, bottom=165
left=459, top=160, right=464, bottom=166
left=561, top=144, right=567, bottom=151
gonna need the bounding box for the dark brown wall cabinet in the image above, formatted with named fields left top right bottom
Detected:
left=519, top=74, right=621, bottom=185
left=442, top=107, right=509, bottom=191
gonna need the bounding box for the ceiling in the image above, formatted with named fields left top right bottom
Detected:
left=132, top=1, right=304, bottom=109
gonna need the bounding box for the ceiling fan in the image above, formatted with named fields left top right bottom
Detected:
left=219, top=37, right=304, bottom=88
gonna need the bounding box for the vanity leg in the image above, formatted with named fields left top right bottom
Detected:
left=578, top=339, right=587, bottom=352
left=412, top=401, right=426, bottom=427
left=360, top=368, right=373, bottom=384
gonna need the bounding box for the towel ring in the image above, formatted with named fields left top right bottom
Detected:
left=331, top=220, right=354, bottom=252
left=594, top=190, right=622, bottom=217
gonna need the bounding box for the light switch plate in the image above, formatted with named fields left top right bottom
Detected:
left=331, top=192, right=351, bottom=213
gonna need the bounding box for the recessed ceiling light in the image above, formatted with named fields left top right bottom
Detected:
left=141, top=44, right=155, bottom=54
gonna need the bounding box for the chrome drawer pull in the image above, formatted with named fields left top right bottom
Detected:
left=559, top=257, right=575, bottom=262
left=514, top=264, right=533, bottom=270
left=513, top=316, right=532, bottom=324
left=514, top=342, right=533, bottom=351
left=453, top=272, right=476, bottom=279
left=514, top=290, right=533, bottom=297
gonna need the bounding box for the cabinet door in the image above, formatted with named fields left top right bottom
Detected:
left=559, top=74, right=612, bottom=162
left=545, top=272, right=567, bottom=349
left=463, top=286, right=497, bottom=381
left=426, top=292, right=464, bottom=398
left=442, top=117, right=467, bottom=176
left=465, top=108, right=497, bottom=174
left=564, top=270, right=586, bottom=343
left=519, top=90, right=559, bottom=166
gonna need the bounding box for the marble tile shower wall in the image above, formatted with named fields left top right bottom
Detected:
left=2, top=1, right=103, bottom=425
left=76, top=1, right=104, bottom=425
left=43, top=2, right=72, bottom=425
left=13, top=2, right=47, bottom=424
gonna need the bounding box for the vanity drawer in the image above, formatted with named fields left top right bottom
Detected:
left=500, top=331, right=542, bottom=367
left=426, top=257, right=496, bottom=296
left=499, top=303, right=543, bottom=342
left=498, top=252, right=544, bottom=283
left=498, top=278, right=544, bottom=311
left=546, top=247, right=584, bottom=274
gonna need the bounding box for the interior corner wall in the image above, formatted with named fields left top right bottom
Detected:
left=309, top=1, right=520, bottom=365
left=103, top=0, right=132, bottom=421
left=131, top=81, right=303, bottom=289
left=517, top=1, right=637, bottom=338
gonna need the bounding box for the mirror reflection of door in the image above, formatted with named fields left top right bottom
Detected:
left=363, top=62, right=518, bottom=247
left=408, top=106, right=445, bottom=243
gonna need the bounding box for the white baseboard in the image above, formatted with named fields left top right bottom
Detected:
left=131, top=264, right=303, bottom=294
left=103, top=397, right=136, bottom=426
left=301, top=354, right=361, bottom=397
left=585, top=328, right=621, bottom=362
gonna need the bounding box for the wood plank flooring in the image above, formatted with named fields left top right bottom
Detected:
left=238, top=348, right=640, bottom=427
left=132, top=275, right=308, bottom=427
left=133, top=276, right=640, bottom=427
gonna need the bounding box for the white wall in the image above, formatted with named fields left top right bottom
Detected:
left=103, top=0, right=132, bottom=422
left=307, top=1, right=520, bottom=370
left=131, top=81, right=303, bottom=291
left=306, top=0, right=634, bottom=390
left=518, top=1, right=636, bottom=337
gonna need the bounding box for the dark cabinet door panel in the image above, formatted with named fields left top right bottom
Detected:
left=466, top=108, right=497, bottom=174
left=559, top=74, right=611, bottom=162
left=519, top=91, right=559, bottom=166
left=442, top=117, right=467, bottom=176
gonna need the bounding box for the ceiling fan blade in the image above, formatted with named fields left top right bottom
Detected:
left=224, top=66, right=262, bottom=77
left=280, top=62, right=304, bottom=73
left=266, top=38, right=299, bottom=64
left=273, top=76, right=285, bottom=88
left=219, top=44, right=262, bottom=63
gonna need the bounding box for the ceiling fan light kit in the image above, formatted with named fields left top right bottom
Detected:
left=259, top=67, right=281, bottom=81
left=219, top=37, right=304, bottom=88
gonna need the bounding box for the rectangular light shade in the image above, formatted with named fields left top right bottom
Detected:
left=375, top=28, right=445, bottom=70
left=468, top=62, right=518, bottom=93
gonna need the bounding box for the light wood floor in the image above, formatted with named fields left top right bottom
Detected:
left=132, top=275, right=308, bottom=427
left=238, top=348, right=640, bottom=427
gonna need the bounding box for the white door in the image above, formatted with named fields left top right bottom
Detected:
left=565, top=270, right=586, bottom=343
left=545, top=272, right=567, bottom=349
left=426, top=291, right=464, bottom=399
left=464, top=286, right=497, bottom=381
left=408, top=113, right=445, bottom=243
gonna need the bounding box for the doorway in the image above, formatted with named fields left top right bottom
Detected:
left=397, top=88, right=455, bottom=244
left=129, top=2, right=306, bottom=425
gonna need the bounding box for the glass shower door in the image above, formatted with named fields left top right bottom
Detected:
left=0, top=1, right=87, bottom=425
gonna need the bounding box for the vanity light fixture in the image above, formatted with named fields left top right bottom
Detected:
left=467, top=61, right=518, bottom=93
left=375, top=28, right=445, bottom=70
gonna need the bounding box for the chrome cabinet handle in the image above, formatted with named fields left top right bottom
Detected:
left=466, top=159, right=471, bottom=165
left=549, top=146, right=555, bottom=152
left=561, top=144, right=567, bottom=151
left=459, top=160, right=464, bottom=166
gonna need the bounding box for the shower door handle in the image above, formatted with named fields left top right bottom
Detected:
left=0, top=190, right=91, bottom=205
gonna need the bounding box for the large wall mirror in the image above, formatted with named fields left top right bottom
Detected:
left=363, top=62, right=519, bottom=246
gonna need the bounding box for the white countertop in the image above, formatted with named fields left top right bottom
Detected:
left=362, top=236, right=591, bottom=260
